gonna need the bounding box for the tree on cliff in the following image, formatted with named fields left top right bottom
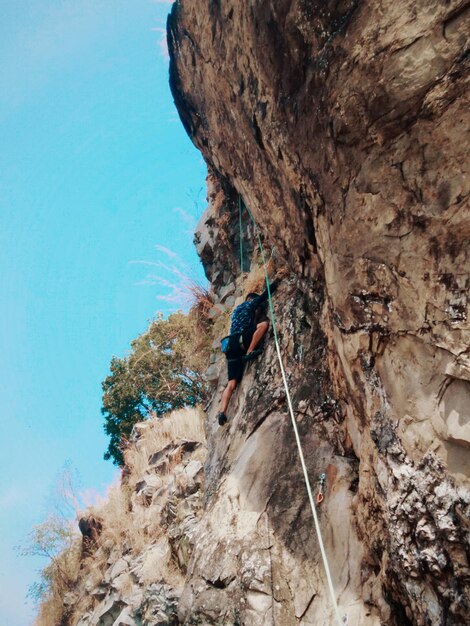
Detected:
left=102, top=310, right=210, bottom=465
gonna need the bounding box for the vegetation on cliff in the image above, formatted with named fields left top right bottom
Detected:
left=29, top=408, right=206, bottom=626
left=102, top=296, right=211, bottom=465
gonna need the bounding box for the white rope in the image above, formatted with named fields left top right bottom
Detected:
left=243, top=199, right=344, bottom=626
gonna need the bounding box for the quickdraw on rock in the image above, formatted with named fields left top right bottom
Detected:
left=317, top=472, right=326, bottom=505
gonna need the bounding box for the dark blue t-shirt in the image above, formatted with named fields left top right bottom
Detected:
left=229, top=281, right=278, bottom=334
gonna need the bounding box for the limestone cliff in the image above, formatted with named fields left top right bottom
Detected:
left=166, top=1, right=470, bottom=624
left=44, top=2, right=469, bottom=625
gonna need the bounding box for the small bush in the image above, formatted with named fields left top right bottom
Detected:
left=20, top=515, right=81, bottom=626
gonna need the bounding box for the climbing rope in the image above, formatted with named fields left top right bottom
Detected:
left=238, top=195, right=244, bottom=294
left=239, top=196, right=344, bottom=626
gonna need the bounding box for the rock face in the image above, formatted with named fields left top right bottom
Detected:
left=67, top=409, right=208, bottom=626
left=165, top=1, right=470, bottom=624
left=52, top=3, right=469, bottom=626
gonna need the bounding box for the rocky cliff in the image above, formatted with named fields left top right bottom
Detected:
left=166, top=1, right=470, bottom=624
left=47, top=2, right=469, bottom=625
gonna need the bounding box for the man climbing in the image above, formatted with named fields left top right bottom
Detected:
left=216, top=277, right=280, bottom=426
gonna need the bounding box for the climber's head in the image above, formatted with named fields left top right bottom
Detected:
left=246, top=293, right=259, bottom=301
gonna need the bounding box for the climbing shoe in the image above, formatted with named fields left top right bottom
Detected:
left=217, top=412, right=228, bottom=426
left=243, top=348, right=263, bottom=363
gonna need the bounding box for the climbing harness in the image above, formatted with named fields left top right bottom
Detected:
left=238, top=196, right=345, bottom=626
left=317, top=473, right=326, bottom=505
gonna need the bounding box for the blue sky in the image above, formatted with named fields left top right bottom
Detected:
left=0, top=2, right=206, bottom=624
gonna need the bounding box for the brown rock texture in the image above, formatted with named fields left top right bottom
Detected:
left=167, top=1, right=470, bottom=624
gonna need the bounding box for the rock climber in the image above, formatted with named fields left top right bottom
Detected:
left=216, top=278, right=280, bottom=426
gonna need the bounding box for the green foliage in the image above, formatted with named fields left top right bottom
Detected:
left=102, top=310, right=210, bottom=465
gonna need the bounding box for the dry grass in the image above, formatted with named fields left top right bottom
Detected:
left=186, top=283, right=213, bottom=382
left=33, top=539, right=82, bottom=626
left=126, top=407, right=205, bottom=473
left=91, top=483, right=142, bottom=550
left=80, top=408, right=208, bottom=603
left=87, top=484, right=167, bottom=557
left=90, top=407, right=205, bottom=559
left=35, top=407, right=206, bottom=625
left=186, top=280, right=214, bottom=320
left=34, top=598, right=64, bottom=626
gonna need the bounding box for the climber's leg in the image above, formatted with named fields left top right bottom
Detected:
left=220, top=379, right=237, bottom=415
left=217, top=350, right=245, bottom=425
left=217, top=378, right=238, bottom=425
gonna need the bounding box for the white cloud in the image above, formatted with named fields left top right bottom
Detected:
left=151, top=26, right=169, bottom=59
